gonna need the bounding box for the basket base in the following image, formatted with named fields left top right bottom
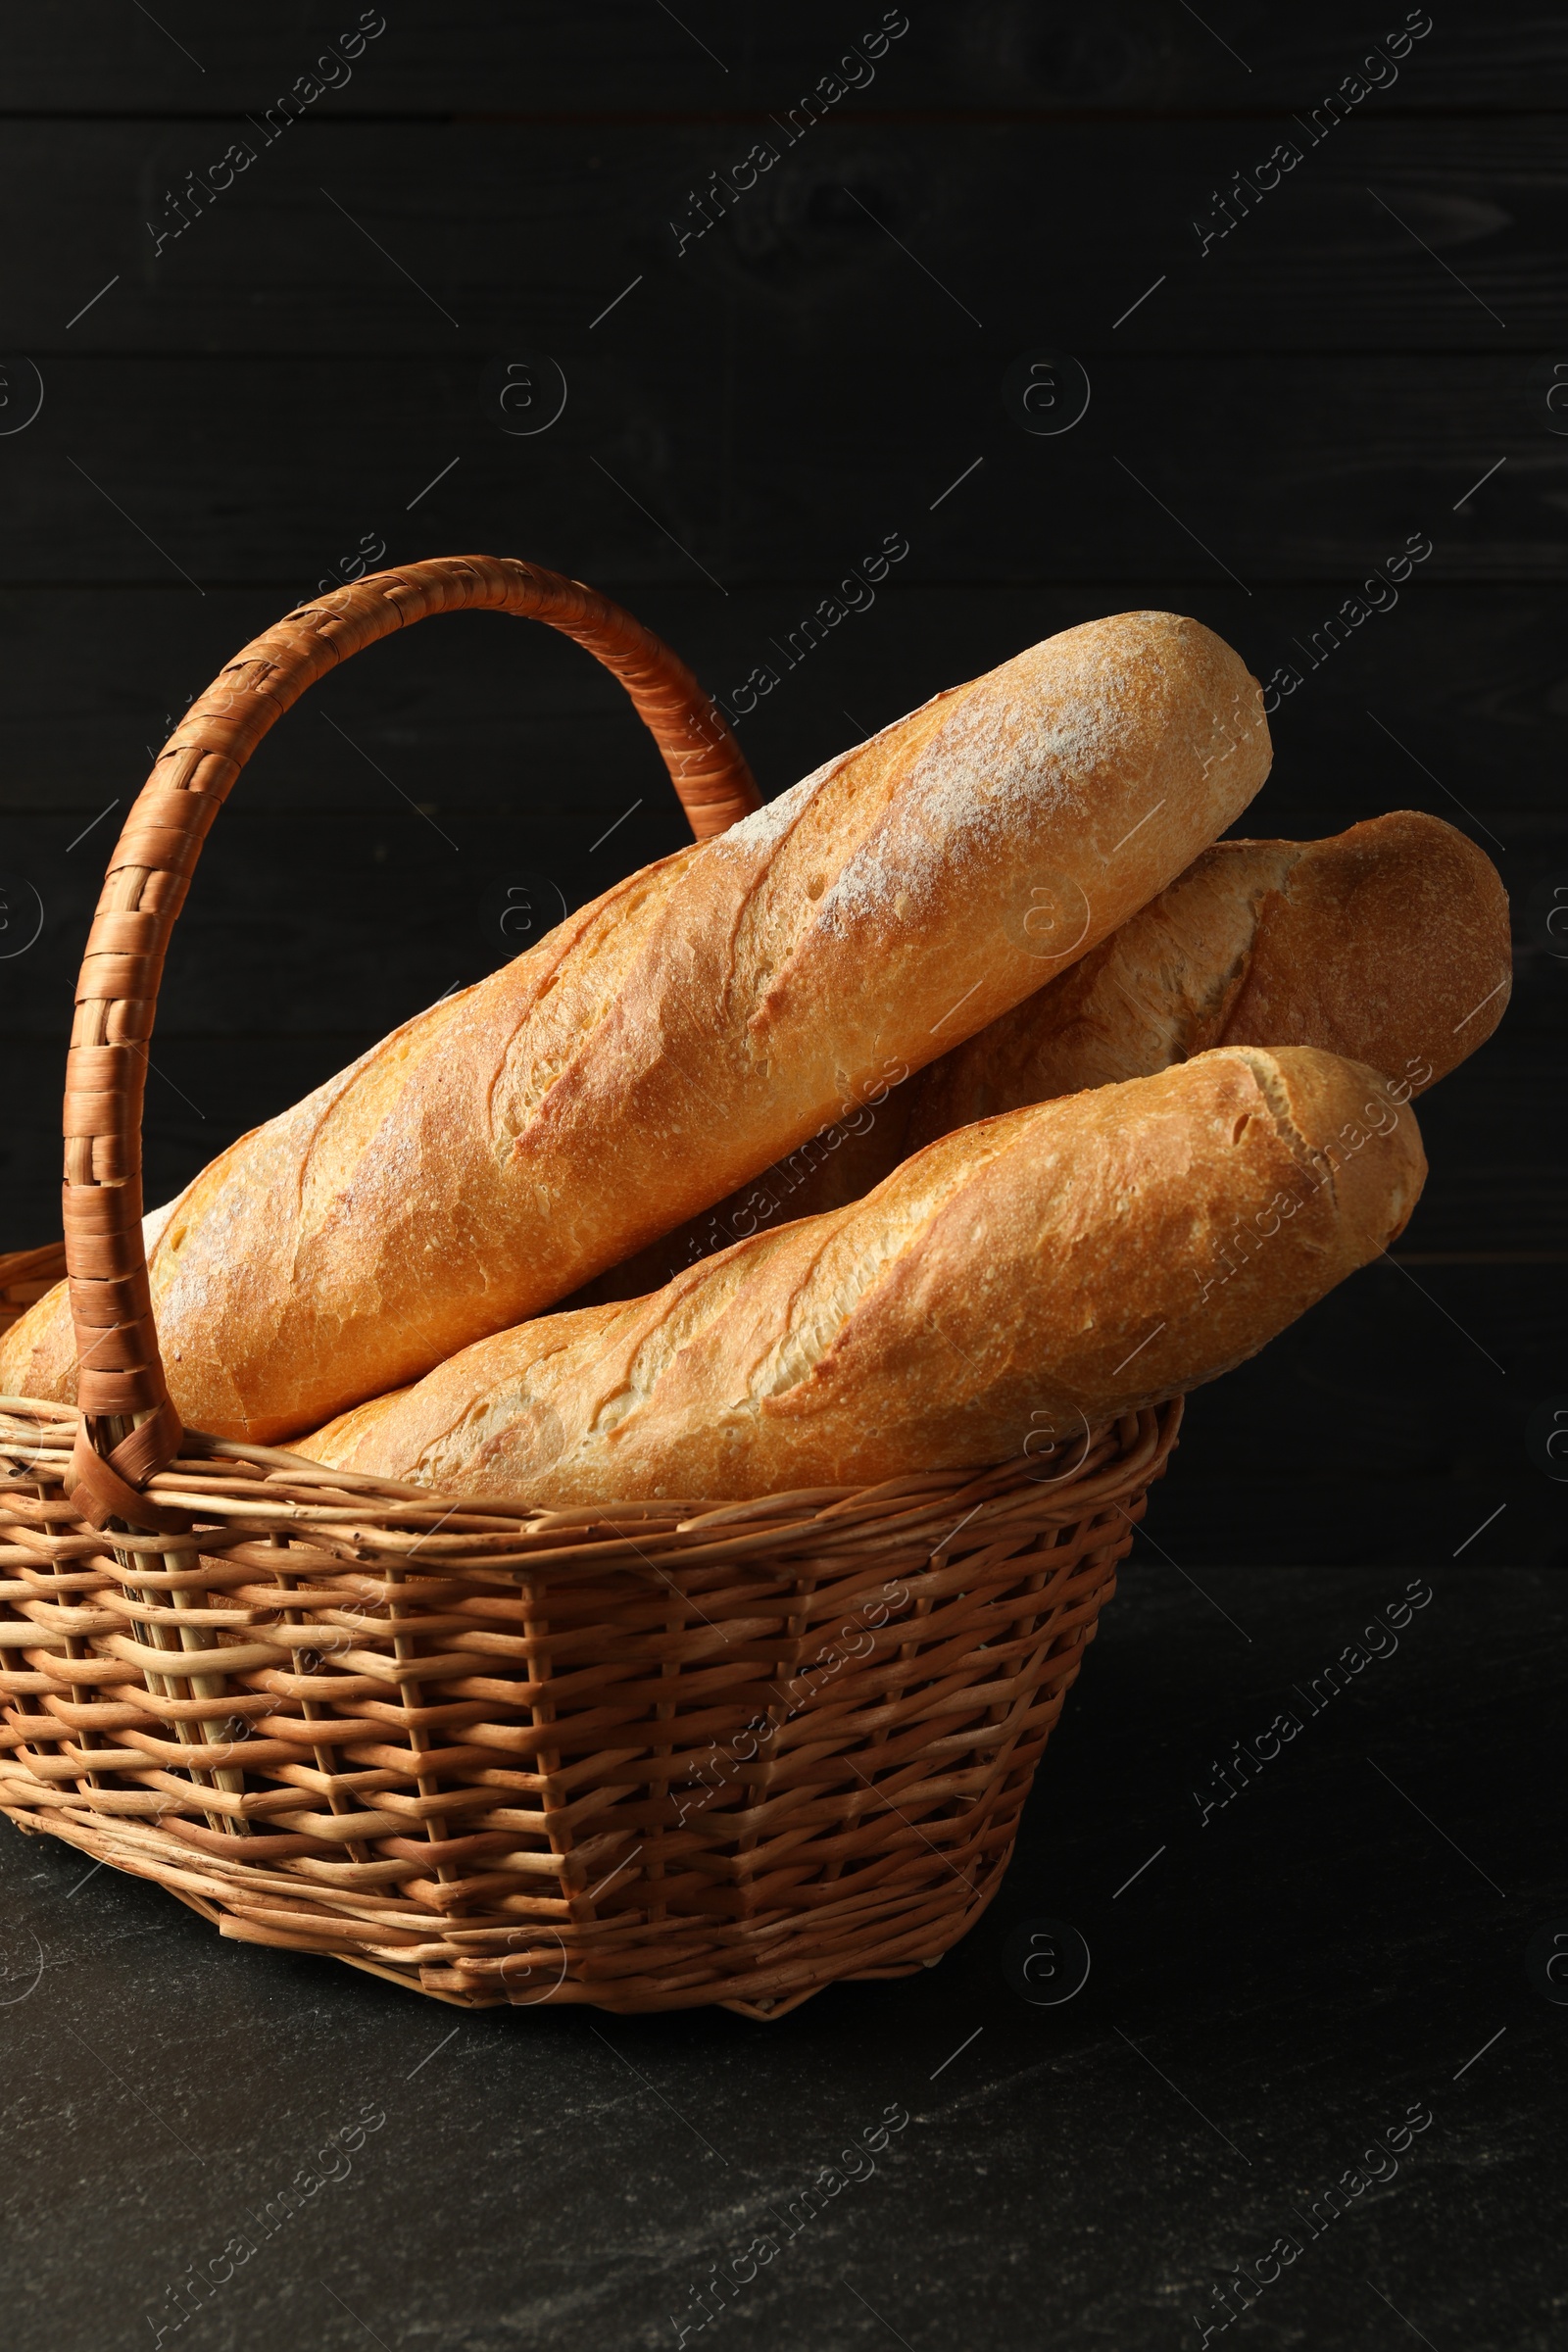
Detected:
left=4, top=1714, right=1045, bottom=2019
left=160, top=1832, right=1016, bottom=2020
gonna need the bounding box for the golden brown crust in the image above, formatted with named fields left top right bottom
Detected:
left=0, top=612, right=1269, bottom=1442
left=569, top=809, right=1505, bottom=1304
left=302, top=1046, right=1425, bottom=1505
left=915, top=809, right=1509, bottom=1139
left=1215, top=808, right=1510, bottom=1079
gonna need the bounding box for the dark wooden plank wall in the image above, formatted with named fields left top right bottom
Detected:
left=1, top=2, right=1561, bottom=1565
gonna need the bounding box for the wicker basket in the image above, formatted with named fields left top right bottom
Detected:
left=0, top=557, right=1181, bottom=2017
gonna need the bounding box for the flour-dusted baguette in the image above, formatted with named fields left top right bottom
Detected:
left=0, top=612, right=1269, bottom=1443
left=574, top=808, right=1503, bottom=1302
left=302, top=1046, right=1424, bottom=1505
left=910, top=806, right=1507, bottom=1146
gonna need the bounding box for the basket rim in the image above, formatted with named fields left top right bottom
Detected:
left=0, top=1392, right=1181, bottom=1586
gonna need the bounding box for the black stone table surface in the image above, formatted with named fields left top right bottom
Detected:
left=4, top=1541, right=1561, bottom=2352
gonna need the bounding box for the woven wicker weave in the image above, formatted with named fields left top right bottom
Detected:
left=0, top=557, right=1182, bottom=2016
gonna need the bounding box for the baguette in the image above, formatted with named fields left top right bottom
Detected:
left=575, top=808, right=1504, bottom=1302
left=302, top=1046, right=1425, bottom=1505
left=1, top=612, right=1269, bottom=1442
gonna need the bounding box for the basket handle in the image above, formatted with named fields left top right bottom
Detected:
left=63, top=555, right=760, bottom=1530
